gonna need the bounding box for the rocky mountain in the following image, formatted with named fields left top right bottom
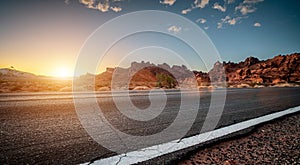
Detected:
left=74, top=53, right=300, bottom=91
left=0, top=68, right=36, bottom=78
left=75, top=61, right=197, bottom=91
left=207, top=53, right=300, bottom=87
left=1, top=53, right=299, bottom=92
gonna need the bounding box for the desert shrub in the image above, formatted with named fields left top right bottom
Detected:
left=156, top=73, right=176, bottom=89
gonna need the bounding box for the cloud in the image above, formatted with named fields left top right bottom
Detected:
left=96, top=0, right=110, bottom=12
left=221, top=16, right=232, bottom=25
left=254, top=22, right=261, bottom=27
left=181, top=8, right=192, bottom=14
left=235, top=0, right=264, bottom=15
left=217, top=15, right=242, bottom=28
left=196, top=18, right=207, bottom=24
left=194, top=0, right=210, bottom=9
left=110, top=6, right=122, bottom=12
left=180, top=0, right=209, bottom=15
left=79, top=0, right=96, bottom=9
left=168, top=26, right=182, bottom=34
left=79, top=0, right=125, bottom=12
left=79, top=0, right=93, bottom=5
left=180, top=0, right=210, bottom=15
left=213, top=3, right=226, bottom=12
left=160, top=0, right=176, bottom=6
left=204, top=26, right=209, bottom=30
left=235, top=5, right=256, bottom=15
left=228, top=18, right=236, bottom=25
left=76, top=0, right=264, bottom=29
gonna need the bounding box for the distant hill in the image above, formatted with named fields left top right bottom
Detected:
left=1, top=53, right=300, bottom=92
left=0, top=68, right=36, bottom=78
left=0, top=68, right=71, bottom=93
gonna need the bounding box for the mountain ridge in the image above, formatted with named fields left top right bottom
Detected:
left=1, top=53, right=299, bottom=92
left=207, top=53, right=300, bottom=87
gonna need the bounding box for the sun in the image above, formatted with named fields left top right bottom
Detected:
left=54, top=67, right=73, bottom=78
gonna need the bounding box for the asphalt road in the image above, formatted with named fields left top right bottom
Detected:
left=0, top=87, right=300, bottom=164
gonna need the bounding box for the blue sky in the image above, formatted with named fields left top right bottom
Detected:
left=0, top=0, right=299, bottom=75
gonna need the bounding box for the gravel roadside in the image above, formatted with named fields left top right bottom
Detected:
left=178, top=112, right=300, bottom=165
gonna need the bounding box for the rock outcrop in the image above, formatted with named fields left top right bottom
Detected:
left=92, top=62, right=197, bottom=90
left=1, top=53, right=299, bottom=92
left=204, top=53, right=300, bottom=87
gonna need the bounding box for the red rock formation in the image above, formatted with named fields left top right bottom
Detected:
left=1, top=53, right=299, bottom=92
left=202, top=53, right=300, bottom=87
left=92, top=62, right=193, bottom=90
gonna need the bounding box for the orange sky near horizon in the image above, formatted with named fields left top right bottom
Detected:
left=0, top=47, right=78, bottom=77
left=2, top=1, right=300, bottom=78
left=0, top=1, right=109, bottom=77
left=0, top=1, right=209, bottom=78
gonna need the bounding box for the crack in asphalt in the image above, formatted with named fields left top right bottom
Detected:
left=116, top=153, right=127, bottom=165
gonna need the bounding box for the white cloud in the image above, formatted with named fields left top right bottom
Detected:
left=79, top=0, right=96, bottom=9
left=96, top=0, right=110, bottom=12
left=76, top=0, right=264, bottom=29
left=228, top=18, right=236, bottom=25
left=79, top=0, right=93, bottom=5
left=196, top=18, right=207, bottom=24
left=194, top=0, right=210, bottom=9
left=160, top=0, right=176, bottom=6
left=168, top=26, right=182, bottom=34
left=217, top=15, right=242, bottom=28
left=110, top=6, right=122, bottom=12
left=213, top=3, right=226, bottom=12
left=79, top=0, right=124, bottom=13
left=235, top=5, right=256, bottom=15
left=204, top=26, right=209, bottom=30
left=254, top=22, right=261, bottom=27
left=235, top=0, right=264, bottom=15
left=221, top=16, right=230, bottom=22
left=180, top=0, right=210, bottom=15
left=181, top=8, right=192, bottom=14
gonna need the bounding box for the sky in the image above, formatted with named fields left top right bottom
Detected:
left=0, top=0, right=300, bottom=77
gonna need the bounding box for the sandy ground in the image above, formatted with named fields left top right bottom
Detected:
left=178, top=113, right=300, bottom=165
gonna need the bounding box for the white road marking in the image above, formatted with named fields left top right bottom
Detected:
left=86, top=106, right=300, bottom=165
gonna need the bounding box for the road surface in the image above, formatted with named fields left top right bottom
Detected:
left=0, top=87, right=300, bottom=164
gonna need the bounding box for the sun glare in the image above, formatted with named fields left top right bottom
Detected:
left=54, top=67, right=73, bottom=78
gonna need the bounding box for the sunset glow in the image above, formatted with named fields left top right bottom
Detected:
left=0, top=0, right=299, bottom=76
left=53, top=67, right=73, bottom=78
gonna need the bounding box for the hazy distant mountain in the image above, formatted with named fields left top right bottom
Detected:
left=0, top=68, right=71, bottom=93
left=0, top=68, right=36, bottom=78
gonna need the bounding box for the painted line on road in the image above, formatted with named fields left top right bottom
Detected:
left=86, top=106, right=300, bottom=165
